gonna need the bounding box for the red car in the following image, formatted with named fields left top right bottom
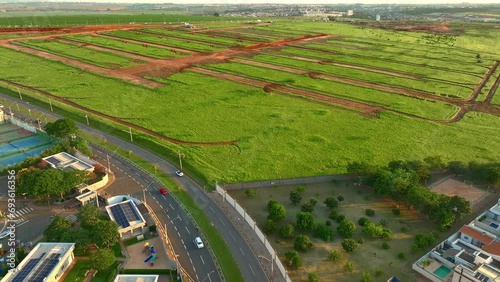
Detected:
left=159, top=187, right=168, bottom=195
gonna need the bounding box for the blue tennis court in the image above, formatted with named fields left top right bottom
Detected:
left=0, top=144, right=53, bottom=167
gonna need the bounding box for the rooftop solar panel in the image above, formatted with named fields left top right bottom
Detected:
left=28, top=253, right=61, bottom=282
left=11, top=259, right=40, bottom=282
left=110, top=205, right=130, bottom=228
left=45, top=157, right=61, bottom=166
left=127, top=201, right=142, bottom=221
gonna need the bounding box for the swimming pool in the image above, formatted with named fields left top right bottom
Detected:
left=434, top=265, right=451, bottom=278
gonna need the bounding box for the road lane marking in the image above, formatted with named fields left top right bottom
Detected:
left=174, top=226, right=177, bottom=231
left=169, top=204, right=175, bottom=210
left=240, top=247, right=245, bottom=256
left=209, top=206, right=215, bottom=213
left=219, top=218, right=225, bottom=225
left=200, top=255, right=205, bottom=265
left=249, top=264, right=255, bottom=276
left=185, top=226, right=190, bottom=234
left=229, top=231, right=236, bottom=242
left=181, top=238, right=184, bottom=245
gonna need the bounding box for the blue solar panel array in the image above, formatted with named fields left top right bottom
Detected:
left=125, top=201, right=141, bottom=221
left=45, top=156, right=61, bottom=166
left=110, top=205, right=130, bottom=228
left=10, top=253, right=46, bottom=282
left=28, top=253, right=61, bottom=282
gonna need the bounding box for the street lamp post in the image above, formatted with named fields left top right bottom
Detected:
left=28, top=109, right=31, bottom=119
left=129, top=127, right=133, bottom=142
left=106, top=153, right=111, bottom=174
left=85, top=112, right=89, bottom=125
left=49, top=98, right=53, bottom=112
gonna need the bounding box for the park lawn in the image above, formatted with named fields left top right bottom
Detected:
left=63, top=34, right=187, bottom=59
left=139, top=28, right=255, bottom=46
left=228, top=181, right=442, bottom=282
left=64, top=259, right=92, bottom=281
left=17, top=39, right=143, bottom=69
left=279, top=47, right=481, bottom=91
left=103, top=30, right=224, bottom=52
left=204, top=61, right=460, bottom=120
left=249, top=53, right=472, bottom=97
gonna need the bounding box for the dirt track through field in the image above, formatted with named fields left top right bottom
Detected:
left=468, top=61, right=500, bottom=102
left=4, top=42, right=164, bottom=88
left=191, top=67, right=382, bottom=117
left=484, top=72, right=500, bottom=104
left=232, top=58, right=458, bottom=104
left=0, top=79, right=238, bottom=147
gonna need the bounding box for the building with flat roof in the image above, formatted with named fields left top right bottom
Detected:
left=106, top=199, right=147, bottom=238
left=2, top=242, right=75, bottom=282
left=113, top=274, right=159, bottom=282
left=42, top=152, right=94, bottom=172
left=413, top=198, right=500, bottom=282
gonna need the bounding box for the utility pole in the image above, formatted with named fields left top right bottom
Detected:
left=49, top=98, right=53, bottom=112
left=85, top=112, right=89, bottom=125
left=143, top=189, right=146, bottom=204
left=18, top=88, right=22, bottom=100
left=178, top=151, right=183, bottom=171
left=106, top=153, right=111, bottom=173
left=129, top=127, right=133, bottom=142
left=95, top=190, right=99, bottom=208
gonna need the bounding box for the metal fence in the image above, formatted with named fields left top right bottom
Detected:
left=215, top=183, right=291, bottom=282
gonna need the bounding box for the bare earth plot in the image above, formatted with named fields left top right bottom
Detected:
left=431, top=178, right=489, bottom=206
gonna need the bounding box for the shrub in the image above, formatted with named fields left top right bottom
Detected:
left=398, top=252, right=406, bottom=260
left=379, top=218, right=388, bottom=227
left=301, top=198, right=318, bottom=212
left=314, top=224, right=334, bottom=242
left=245, top=188, right=256, bottom=197
left=344, top=261, right=355, bottom=272
left=361, top=270, right=373, bottom=282
left=329, top=210, right=338, bottom=220
left=392, top=208, right=401, bottom=216
left=280, top=224, right=294, bottom=239
left=263, top=219, right=276, bottom=234
left=308, top=272, right=319, bottom=282
left=337, top=220, right=357, bottom=238
left=267, top=200, right=278, bottom=210
left=401, top=226, right=409, bottom=233
left=294, top=235, right=313, bottom=251
left=358, top=238, right=364, bottom=244
left=413, top=233, right=435, bottom=252
left=285, top=250, right=302, bottom=269
left=374, top=267, right=384, bottom=277
left=268, top=202, right=286, bottom=222
left=382, top=242, right=390, bottom=249
left=296, top=185, right=306, bottom=193
left=325, top=220, right=332, bottom=226
left=341, top=239, right=358, bottom=253
left=358, top=217, right=369, bottom=226
left=324, top=197, right=339, bottom=209
left=365, top=209, right=375, bottom=217
left=290, top=189, right=302, bottom=205
left=328, top=250, right=343, bottom=263
left=337, top=195, right=344, bottom=202
left=335, top=214, right=346, bottom=223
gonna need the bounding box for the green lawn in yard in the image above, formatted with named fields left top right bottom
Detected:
left=228, top=181, right=442, bottom=282
left=16, top=39, right=143, bottom=69
left=111, top=243, right=125, bottom=258
left=92, top=261, right=120, bottom=282
left=103, top=30, right=224, bottom=52
left=64, top=259, right=92, bottom=282
left=63, top=34, right=187, bottom=59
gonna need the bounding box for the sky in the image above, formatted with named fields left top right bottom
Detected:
left=9, top=0, right=500, bottom=4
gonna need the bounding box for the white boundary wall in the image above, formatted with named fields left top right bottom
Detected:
left=6, top=115, right=37, bottom=133
left=215, top=183, right=291, bottom=282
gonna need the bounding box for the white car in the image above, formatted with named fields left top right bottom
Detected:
left=194, top=237, right=204, bottom=249
left=175, top=170, right=184, bottom=177
left=0, top=230, right=12, bottom=239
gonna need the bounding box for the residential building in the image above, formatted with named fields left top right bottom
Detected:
left=2, top=242, right=75, bottom=282
left=413, top=198, right=500, bottom=282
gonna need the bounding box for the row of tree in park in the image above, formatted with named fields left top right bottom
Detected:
left=346, top=157, right=500, bottom=230
left=44, top=204, right=120, bottom=271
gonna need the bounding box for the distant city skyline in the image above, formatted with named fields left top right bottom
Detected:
left=2, top=0, right=500, bottom=4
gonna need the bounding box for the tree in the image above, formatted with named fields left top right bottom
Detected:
left=341, top=239, right=358, bottom=253
left=413, top=233, right=435, bottom=252
left=343, top=261, right=355, bottom=272
left=92, top=220, right=120, bottom=248
left=268, top=203, right=286, bottom=221
left=314, top=224, right=334, bottom=241
left=324, top=197, right=339, bottom=209
left=358, top=217, right=369, bottom=226
left=59, top=169, right=87, bottom=199
left=337, top=195, right=344, bottom=202
left=45, top=117, right=79, bottom=139
left=267, top=200, right=278, bottom=210
left=44, top=216, right=72, bottom=242
left=61, top=229, right=92, bottom=253
left=301, top=198, right=317, bottom=212
left=365, top=209, right=375, bottom=217
left=329, top=250, right=343, bottom=263
left=337, top=219, right=357, bottom=238
left=213, top=12, right=220, bottom=17
left=78, top=203, right=101, bottom=229
left=448, top=161, right=468, bottom=175
left=289, top=189, right=302, bottom=205
left=285, top=250, right=302, bottom=269
left=90, top=249, right=115, bottom=271
left=245, top=188, right=256, bottom=197
left=424, top=155, right=446, bottom=170
left=280, top=224, right=295, bottom=239
left=71, top=138, right=93, bottom=157
left=361, top=270, right=373, bottom=282
left=296, top=212, right=315, bottom=232
left=294, top=234, right=313, bottom=251
left=308, top=272, right=319, bottom=282
left=263, top=219, right=277, bottom=234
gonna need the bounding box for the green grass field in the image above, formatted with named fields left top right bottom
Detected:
left=103, top=30, right=224, bottom=52
left=63, top=34, right=187, bottom=59
left=139, top=28, right=255, bottom=46
left=17, top=39, right=144, bottom=68
left=0, top=20, right=498, bottom=185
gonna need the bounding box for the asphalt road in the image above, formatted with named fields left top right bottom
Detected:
left=0, top=94, right=268, bottom=282
left=92, top=147, right=221, bottom=282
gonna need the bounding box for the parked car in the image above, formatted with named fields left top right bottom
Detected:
left=194, top=237, right=204, bottom=249
left=159, top=187, right=167, bottom=195
left=0, top=230, right=11, bottom=239
left=175, top=170, right=184, bottom=177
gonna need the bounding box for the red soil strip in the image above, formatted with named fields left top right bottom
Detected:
left=233, top=58, right=458, bottom=104
left=484, top=71, right=500, bottom=104
left=5, top=42, right=163, bottom=88
left=467, top=61, right=500, bottom=102
left=57, top=37, right=159, bottom=62
left=191, top=67, right=382, bottom=117
left=0, top=79, right=238, bottom=147
left=96, top=33, right=196, bottom=55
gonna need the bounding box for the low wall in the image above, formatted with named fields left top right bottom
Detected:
left=222, top=174, right=351, bottom=190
